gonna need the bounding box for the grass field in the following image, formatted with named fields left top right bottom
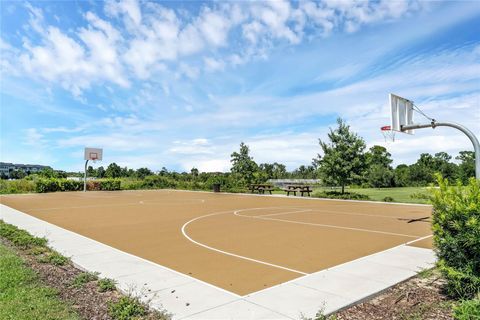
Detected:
left=273, top=186, right=431, bottom=204
left=0, top=243, right=79, bottom=320
left=345, top=187, right=431, bottom=204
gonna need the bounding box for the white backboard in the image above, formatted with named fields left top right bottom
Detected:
left=390, top=93, right=414, bottom=134
left=84, top=147, right=103, bottom=161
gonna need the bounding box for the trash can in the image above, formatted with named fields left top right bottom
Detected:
left=213, top=183, right=221, bottom=193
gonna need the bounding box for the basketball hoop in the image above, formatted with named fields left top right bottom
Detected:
left=381, top=125, right=395, bottom=142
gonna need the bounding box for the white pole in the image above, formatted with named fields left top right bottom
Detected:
left=402, top=121, right=480, bottom=180
left=84, top=160, right=89, bottom=192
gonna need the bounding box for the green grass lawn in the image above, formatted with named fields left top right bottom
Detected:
left=0, top=243, right=79, bottom=320
left=347, top=187, right=431, bottom=204
left=273, top=186, right=431, bottom=204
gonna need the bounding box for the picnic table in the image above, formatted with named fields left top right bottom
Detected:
left=249, top=184, right=274, bottom=194
left=282, top=185, right=312, bottom=197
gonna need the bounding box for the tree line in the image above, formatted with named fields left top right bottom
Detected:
left=5, top=118, right=475, bottom=191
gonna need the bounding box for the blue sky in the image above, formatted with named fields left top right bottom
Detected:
left=1, top=0, right=479, bottom=172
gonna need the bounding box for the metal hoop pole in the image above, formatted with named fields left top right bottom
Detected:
left=84, top=160, right=89, bottom=192
left=402, top=121, right=480, bottom=179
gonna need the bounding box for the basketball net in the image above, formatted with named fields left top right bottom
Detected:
left=381, top=125, right=395, bottom=143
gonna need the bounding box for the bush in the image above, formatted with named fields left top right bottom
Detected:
left=453, top=298, right=480, bottom=320
left=0, top=220, right=48, bottom=249
left=59, top=179, right=83, bottom=191
left=99, top=179, right=121, bottom=191
left=313, top=191, right=370, bottom=200
left=430, top=176, right=480, bottom=299
left=0, top=179, right=36, bottom=194
left=98, top=278, right=116, bottom=292
left=38, top=251, right=69, bottom=266
left=36, top=178, right=61, bottom=193
left=383, top=196, right=395, bottom=202
left=108, top=296, right=146, bottom=320
left=71, top=272, right=99, bottom=288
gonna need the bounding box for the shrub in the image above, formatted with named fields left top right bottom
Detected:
left=36, top=178, right=60, bottom=193
left=108, top=296, right=147, bottom=320
left=0, top=179, right=36, bottom=194
left=453, top=298, right=480, bottom=320
left=38, top=251, right=69, bottom=266
left=313, top=191, right=370, bottom=200
left=430, top=176, right=480, bottom=299
left=59, top=179, right=83, bottom=191
left=100, top=179, right=121, bottom=191
left=71, top=272, right=99, bottom=288
left=87, top=180, right=102, bottom=191
left=0, top=220, right=48, bottom=249
left=383, top=196, right=395, bottom=202
left=98, top=278, right=117, bottom=292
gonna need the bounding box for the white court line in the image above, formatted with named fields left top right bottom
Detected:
left=234, top=208, right=419, bottom=239
left=405, top=234, right=433, bottom=245
left=181, top=208, right=308, bottom=276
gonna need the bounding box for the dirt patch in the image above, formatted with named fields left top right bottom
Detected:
left=333, top=269, right=455, bottom=319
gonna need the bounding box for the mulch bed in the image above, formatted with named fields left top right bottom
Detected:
left=1, top=238, right=164, bottom=320
left=333, top=270, right=455, bottom=319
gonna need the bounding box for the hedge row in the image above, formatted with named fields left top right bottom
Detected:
left=35, top=179, right=121, bottom=193
left=431, top=176, right=480, bottom=299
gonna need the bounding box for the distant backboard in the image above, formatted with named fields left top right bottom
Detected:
left=84, top=147, right=103, bottom=161
left=390, top=93, right=414, bottom=134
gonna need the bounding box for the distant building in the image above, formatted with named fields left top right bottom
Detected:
left=0, top=162, right=52, bottom=178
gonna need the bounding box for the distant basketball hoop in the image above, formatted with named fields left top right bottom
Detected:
left=84, top=147, right=103, bottom=192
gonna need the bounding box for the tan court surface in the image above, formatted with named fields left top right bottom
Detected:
left=0, top=190, right=433, bottom=295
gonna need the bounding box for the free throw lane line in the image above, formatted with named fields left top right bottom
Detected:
left=234, top=208, right=420, bottom=238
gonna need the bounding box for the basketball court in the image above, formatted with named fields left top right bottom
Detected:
left=0, top=189, right=433, bottom=296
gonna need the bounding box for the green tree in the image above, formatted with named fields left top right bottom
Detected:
left=364, top=145, right=394, bottom=187
left=96, top=166, right=105, bottom=178
left=136, top=167, right=153, bottom=179
left=190, top=167, right=199, bottom=178
left=87, top=166, right=96, bottom=177
left=272, top=162, right=287, bottom=179
left=432, top=152, right=458, bottom=180
left=394, top=164, right=410, bottom=187
left=314, top=118, right=366, bottom=193
left=105, top=163, right=121, bottom=179
left=456, top=151, right=475, bottom=184
left=230, top=142, right=258, bottom=184
left=409, top=153, right=435, bottom=185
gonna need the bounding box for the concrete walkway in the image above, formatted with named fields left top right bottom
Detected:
left=1, top=204, right=436, bottom=319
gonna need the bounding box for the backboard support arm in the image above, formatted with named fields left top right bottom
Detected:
left=402, top=121, right=480, bottom=179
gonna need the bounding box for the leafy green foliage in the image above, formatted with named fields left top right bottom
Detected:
left=108, top=296, right=147, bottom=320
left=431, top=176, right=480, bottom=299
left=382, top=196, right=395, bottom=202
left=38, top=251, right=69, bottom=266
left=456, top=151, right=476, bottom=185
left=453, top=298, right=480, bottom=320
left=0, top=220, right=48, bottom=249
left=314, top=118, right=366, bottom=193
left=105, top=163, right=122, bottom=179
left=71, top=272, right=99, bottom=288
left=98, top=278, right=116, bottom=292
left=0, top=179, right=36, bottom=194
left=230, top=142, right=259, bottom=185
